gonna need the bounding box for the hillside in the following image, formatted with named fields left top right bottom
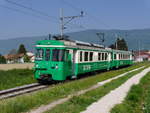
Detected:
left=0, top=29, right=150, bottom=54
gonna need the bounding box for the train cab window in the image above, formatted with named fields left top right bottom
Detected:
left=45, top=49, right=50, bottom=61
left=35, top=49, right=44, bottom=60
left=89, top=52, right=93, bottom=61
left=84, top=52, right=88, bottom=61
left=52, top=49, right=64, bottom=61
left=80, top=51, right=83, bottom=62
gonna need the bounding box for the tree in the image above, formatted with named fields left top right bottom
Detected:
left=109, top=44, right=115, bottom=49
left=24, top=54, right=30, bottom=63
left=116, top=38, right=128, bottom=51
left=109, top=37, right=128, bottom=51
left=18, top=44, right=27, bottom=54
left=0, top=54, right=6, bottom=64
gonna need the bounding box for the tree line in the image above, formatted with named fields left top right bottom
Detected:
left=109, top=37, right=128, bottom=51
left=0, top=44, right=29, bottom=64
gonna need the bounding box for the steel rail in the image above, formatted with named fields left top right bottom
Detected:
left=0, top=83, right=48, bottom=100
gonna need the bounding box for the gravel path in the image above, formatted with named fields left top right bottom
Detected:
left=81, top=67, right=150, bottom=113
left=0, top=63, right=34, bottom=70
left=28, top=66, right=144, bottom=113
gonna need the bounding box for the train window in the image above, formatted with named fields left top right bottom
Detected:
left=105, top=53, right=108, bottom=60
left=45, top=49, right=50, bottom=61
left=89, top=52, right=93, bottom=61
left=102, top=53, right=105, bottom=60
left=114, top=54, right=116, bottom=59
left=65, top=50, right=69, bottom=61
left=35, top=49, right=44, bottom=60
left=98, top=53, right=101, bottom=61
left=80, top=51, right=83, bottom=62
left=119, top=54, right=121, bottom=59
left=84, top=52, right=88, bottom=61
left=52, top=49, right=64, bottom=61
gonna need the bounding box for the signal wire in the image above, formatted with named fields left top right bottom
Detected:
left=5, top=0, right=59, bottom=23
left=59, top=0, right=111, bottom=29
left=0, top=4, right=55, bottom=22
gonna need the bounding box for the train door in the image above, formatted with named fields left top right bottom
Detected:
left=107, top=52, right=112, bottom=70
left=64, top=49, right=77, bottom=79
left=65, top=49, right=72, bottom=77
left=71, top=49, right=77, bottom=79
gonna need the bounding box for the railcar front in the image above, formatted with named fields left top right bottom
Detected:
left=34, top=40, right=72, bottom=83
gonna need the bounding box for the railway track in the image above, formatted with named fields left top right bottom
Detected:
left=0, top=83, right=48, bottom=100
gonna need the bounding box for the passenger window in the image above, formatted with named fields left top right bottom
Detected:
left=114, top=54, right=116, bottom=59
left=80, top=51, right=83, bottom=62
left=45, top=49, right=50, bottom=61
left=102, top=53, right=104, bottom=60
left=84, top=52, right=88, bottom=61
left=105, top=53, right=108, bottom=60
left=98, top=53, right=101, bottom=61
left=89, top=52, right=93, bottom=61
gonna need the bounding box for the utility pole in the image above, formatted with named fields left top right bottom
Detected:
left=60, top=8, right=84, bottom=38
left=138, top=40, right=140, bottom=61
left=115, top=34, right=118, bottom=50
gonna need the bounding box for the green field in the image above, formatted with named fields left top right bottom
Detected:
left=45, top=65, right=148, bottom=113
left=111, top=71, right=150, bottom=113
left=0, top=69, right=36, bottom=90
left=0, top=62, right=148, bottom=113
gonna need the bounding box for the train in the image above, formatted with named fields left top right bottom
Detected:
left=34, top=36, right=133, bottom=83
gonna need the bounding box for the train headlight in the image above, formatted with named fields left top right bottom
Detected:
left=55, top=65, right=58, bottom=69
left=36, top=64, right=39, bottom=67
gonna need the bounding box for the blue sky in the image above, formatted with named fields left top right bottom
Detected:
left=0, top=0, right=150, bottom=39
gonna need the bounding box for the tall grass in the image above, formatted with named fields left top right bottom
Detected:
left=0, top=62, right=148, bottom=113
left=111, top=71, right=150, bottom=113
left=0, top=69, right=36, bottom=90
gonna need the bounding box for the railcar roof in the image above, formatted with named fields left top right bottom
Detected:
left=36, top=40, right=132, bottom=54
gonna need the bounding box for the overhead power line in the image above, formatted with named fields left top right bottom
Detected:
left=59, top=0, right=111, bottom=29
left=5, top=0, right=59, bottom=23
left=0, top=4, right=54, bottom=22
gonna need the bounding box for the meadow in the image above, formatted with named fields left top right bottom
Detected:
left=0, top=69, right=36, bottom=90
left=0, top=62, right=148, bottom=113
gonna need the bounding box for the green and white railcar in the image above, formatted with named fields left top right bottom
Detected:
left=34, top=39, right=133, bottom=82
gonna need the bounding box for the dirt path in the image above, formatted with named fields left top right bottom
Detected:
left=81, top=67, right=150, bottom=113
left=28, top=66, right=144, bottom=113
left=0, top=63, right=34, bottom=70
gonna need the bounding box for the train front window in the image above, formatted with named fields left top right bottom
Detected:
left=35, top=49, right=44, bottom=60
left=52, top=49, right=64, bottom=61
left=45, top=49, right=50, bottom=61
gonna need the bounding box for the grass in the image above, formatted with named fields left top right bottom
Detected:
left=0, top=62, right=149, bottom=113
left=44, top=65, right=149, bottom=113
left=111, top=70, right=150, bottom=113
left=0, top=69, right=36, bottom=90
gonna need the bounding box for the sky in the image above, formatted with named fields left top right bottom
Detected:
left=0, top=0, right=150, bottom=39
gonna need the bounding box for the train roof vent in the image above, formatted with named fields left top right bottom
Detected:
left=75, top=40, right=91, bottom=46
left=92, top=43, right=104, bottom=48
left=53, top=35, right=71, bottom=41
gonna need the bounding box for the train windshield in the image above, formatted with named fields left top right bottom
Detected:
left=52, top=49, right=64, bottom=61
left=35, top=49, right=44, bottom=61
